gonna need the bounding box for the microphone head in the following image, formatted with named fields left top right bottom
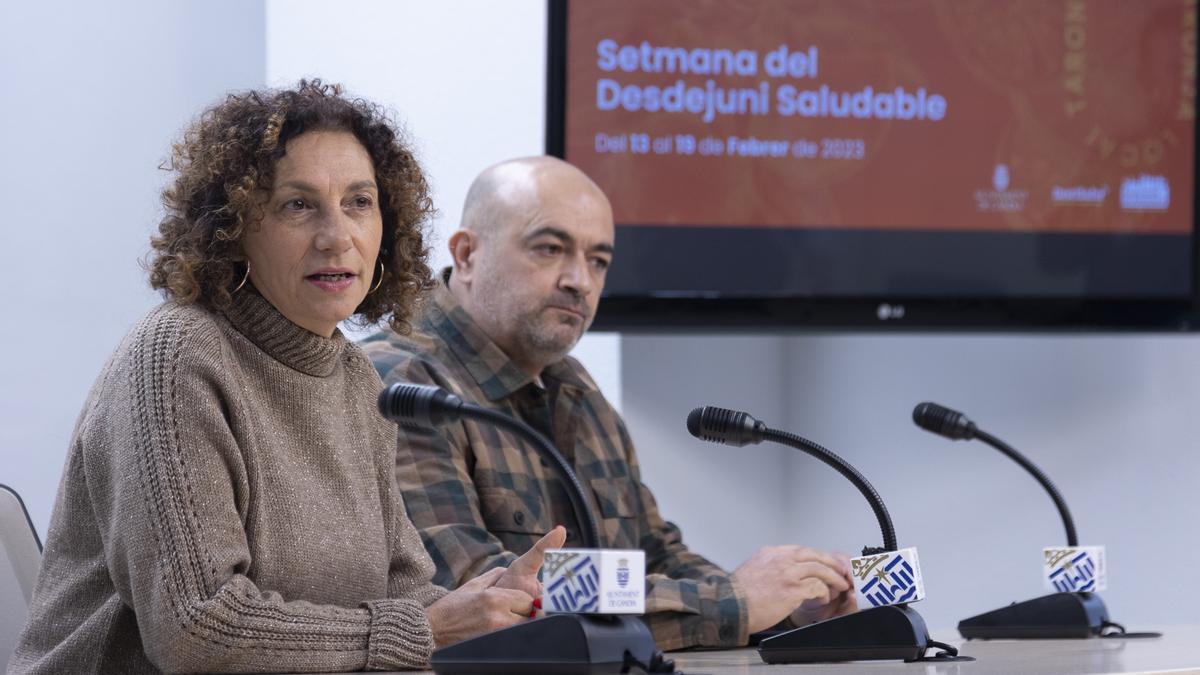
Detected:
left=378, top=382, right=464, bottom=430
left=686, top=406, right=766, bottom=447
left=912, top=401, right=977, bottom=440
left=685, top=407, right=703, bottom=438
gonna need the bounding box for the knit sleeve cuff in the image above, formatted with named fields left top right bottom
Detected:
left=364, top=598, right=436, bottom=671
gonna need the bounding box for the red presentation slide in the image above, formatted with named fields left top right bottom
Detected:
left=564, top=0, right=1195, bottom=233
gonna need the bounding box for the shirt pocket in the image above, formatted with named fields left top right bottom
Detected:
left=478, top=487, right=549, bottom=535
left=589, top=478, right=641, bottom=519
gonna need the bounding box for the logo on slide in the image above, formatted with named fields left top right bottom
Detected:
left=993, top=164, right=1010, bottom=192
left=975, top=163, right=1027, bottom=213
left=1051, top=185, right=1108, bottom=205
left=1119, top=175, right=1170, bottom=211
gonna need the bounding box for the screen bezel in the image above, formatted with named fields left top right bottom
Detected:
left=545, top=0, right=1200, bottom=332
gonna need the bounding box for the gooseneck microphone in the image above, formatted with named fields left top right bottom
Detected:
left=378, top=382, right=664, bottom=674
left=910, top=401, right=976, bottom=440
left=913, top=402, right=1077, bottom=546
left=686, top=406, right=765, bottom=446
left=378, top=382, right=466, bottom=431
left=912, top=401, right=1155, bottom=641
left=687, top=405, right=956, bottom=664
left=688, top=406, right=896, bottom=553
left=380, top=382, right=601, bottom=547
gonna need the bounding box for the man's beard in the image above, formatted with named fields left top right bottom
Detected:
left=519, top=299, right=590, bottom=363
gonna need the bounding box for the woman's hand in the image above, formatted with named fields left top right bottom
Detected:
left=425, top=526, right=567, bottom=646
left=425, top=567, right=531, bottom=647
left=493, top=526, right=568, bottom=599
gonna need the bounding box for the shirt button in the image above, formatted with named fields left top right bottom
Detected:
left=513, top=511, right=526, bottom=526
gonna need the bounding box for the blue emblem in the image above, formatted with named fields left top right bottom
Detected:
left=546, top=555, right=601, bottom=612
left=993, top=164, right=1010, bottom=192
left=1048, top=551, right=1097, bottom=592
left=860, top=555, right=917, bottom=607
left=617, top=558, right=630, bottom=589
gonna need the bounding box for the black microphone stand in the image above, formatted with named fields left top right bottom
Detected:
left=688, top=406, right=960, bottom=664
left=957, top=428, right=1106, bottom=638
left=913, top=402, right=1154, bottom=640
left=379, top=383, right=663, bottom=674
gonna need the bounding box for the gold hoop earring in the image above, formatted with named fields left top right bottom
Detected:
left=368, top=260, right=385, bottom=294
left=232, top=262, right=250, bottom=293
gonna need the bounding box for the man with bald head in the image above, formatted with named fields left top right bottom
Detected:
left=363, top=157, right=855, bottom=651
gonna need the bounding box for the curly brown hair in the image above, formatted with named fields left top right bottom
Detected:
left=147, top=79, right=433, bottom=332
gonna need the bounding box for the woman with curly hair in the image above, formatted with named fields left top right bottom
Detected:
left=9, top=81, right=564, bottom=674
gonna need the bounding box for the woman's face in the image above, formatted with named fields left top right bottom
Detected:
left=241, top=130, right=383, bottom=337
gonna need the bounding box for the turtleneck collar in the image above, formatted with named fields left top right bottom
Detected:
left=222, top=289, right=346, bottom=377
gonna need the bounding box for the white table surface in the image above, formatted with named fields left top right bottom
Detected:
left=307, top=625, right=1197, bottom=675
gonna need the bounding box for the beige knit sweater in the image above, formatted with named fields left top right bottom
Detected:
left=9, top=291, right=446, bottom=674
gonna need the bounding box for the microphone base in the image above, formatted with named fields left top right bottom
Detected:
left=958, top=592, right=1108, bottom=639
left=758, top=605, right=933, bottom=663
left=430, top=614, right=657, bottom=674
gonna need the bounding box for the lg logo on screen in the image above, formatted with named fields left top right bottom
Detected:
left=876, top=303, right=906, bottom=321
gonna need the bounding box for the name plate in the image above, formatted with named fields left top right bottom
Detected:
left=542, top=549, right=645, bottom=614
left=850, top=547, right=926, bottom=608
left=1043, top=546, right=1106, bottom=592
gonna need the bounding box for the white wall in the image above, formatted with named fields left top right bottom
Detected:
left=4, top=0, right=1196, bottom=640
left=619, top=336, right=799, bottom=559
left=0, top=0, right=266, bottom=533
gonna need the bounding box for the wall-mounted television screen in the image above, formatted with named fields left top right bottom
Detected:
left=545, top=0, right=1200, bottom=330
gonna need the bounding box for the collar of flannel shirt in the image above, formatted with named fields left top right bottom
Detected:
left=424, top=268, right=595, bottom=402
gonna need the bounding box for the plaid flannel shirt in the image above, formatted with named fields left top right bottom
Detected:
left=361, top=272, right=749, bottom=650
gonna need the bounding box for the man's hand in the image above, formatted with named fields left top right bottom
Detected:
left=789, top=551, right=857, bottom=626
left=731, top=546, right=853, bottom=634
left=494, top=526, right=568, bottom=598
left=425, top=567, right=534, bottom=647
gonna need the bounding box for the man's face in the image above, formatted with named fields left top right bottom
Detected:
left=467, top=179, right=614, bottom=374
